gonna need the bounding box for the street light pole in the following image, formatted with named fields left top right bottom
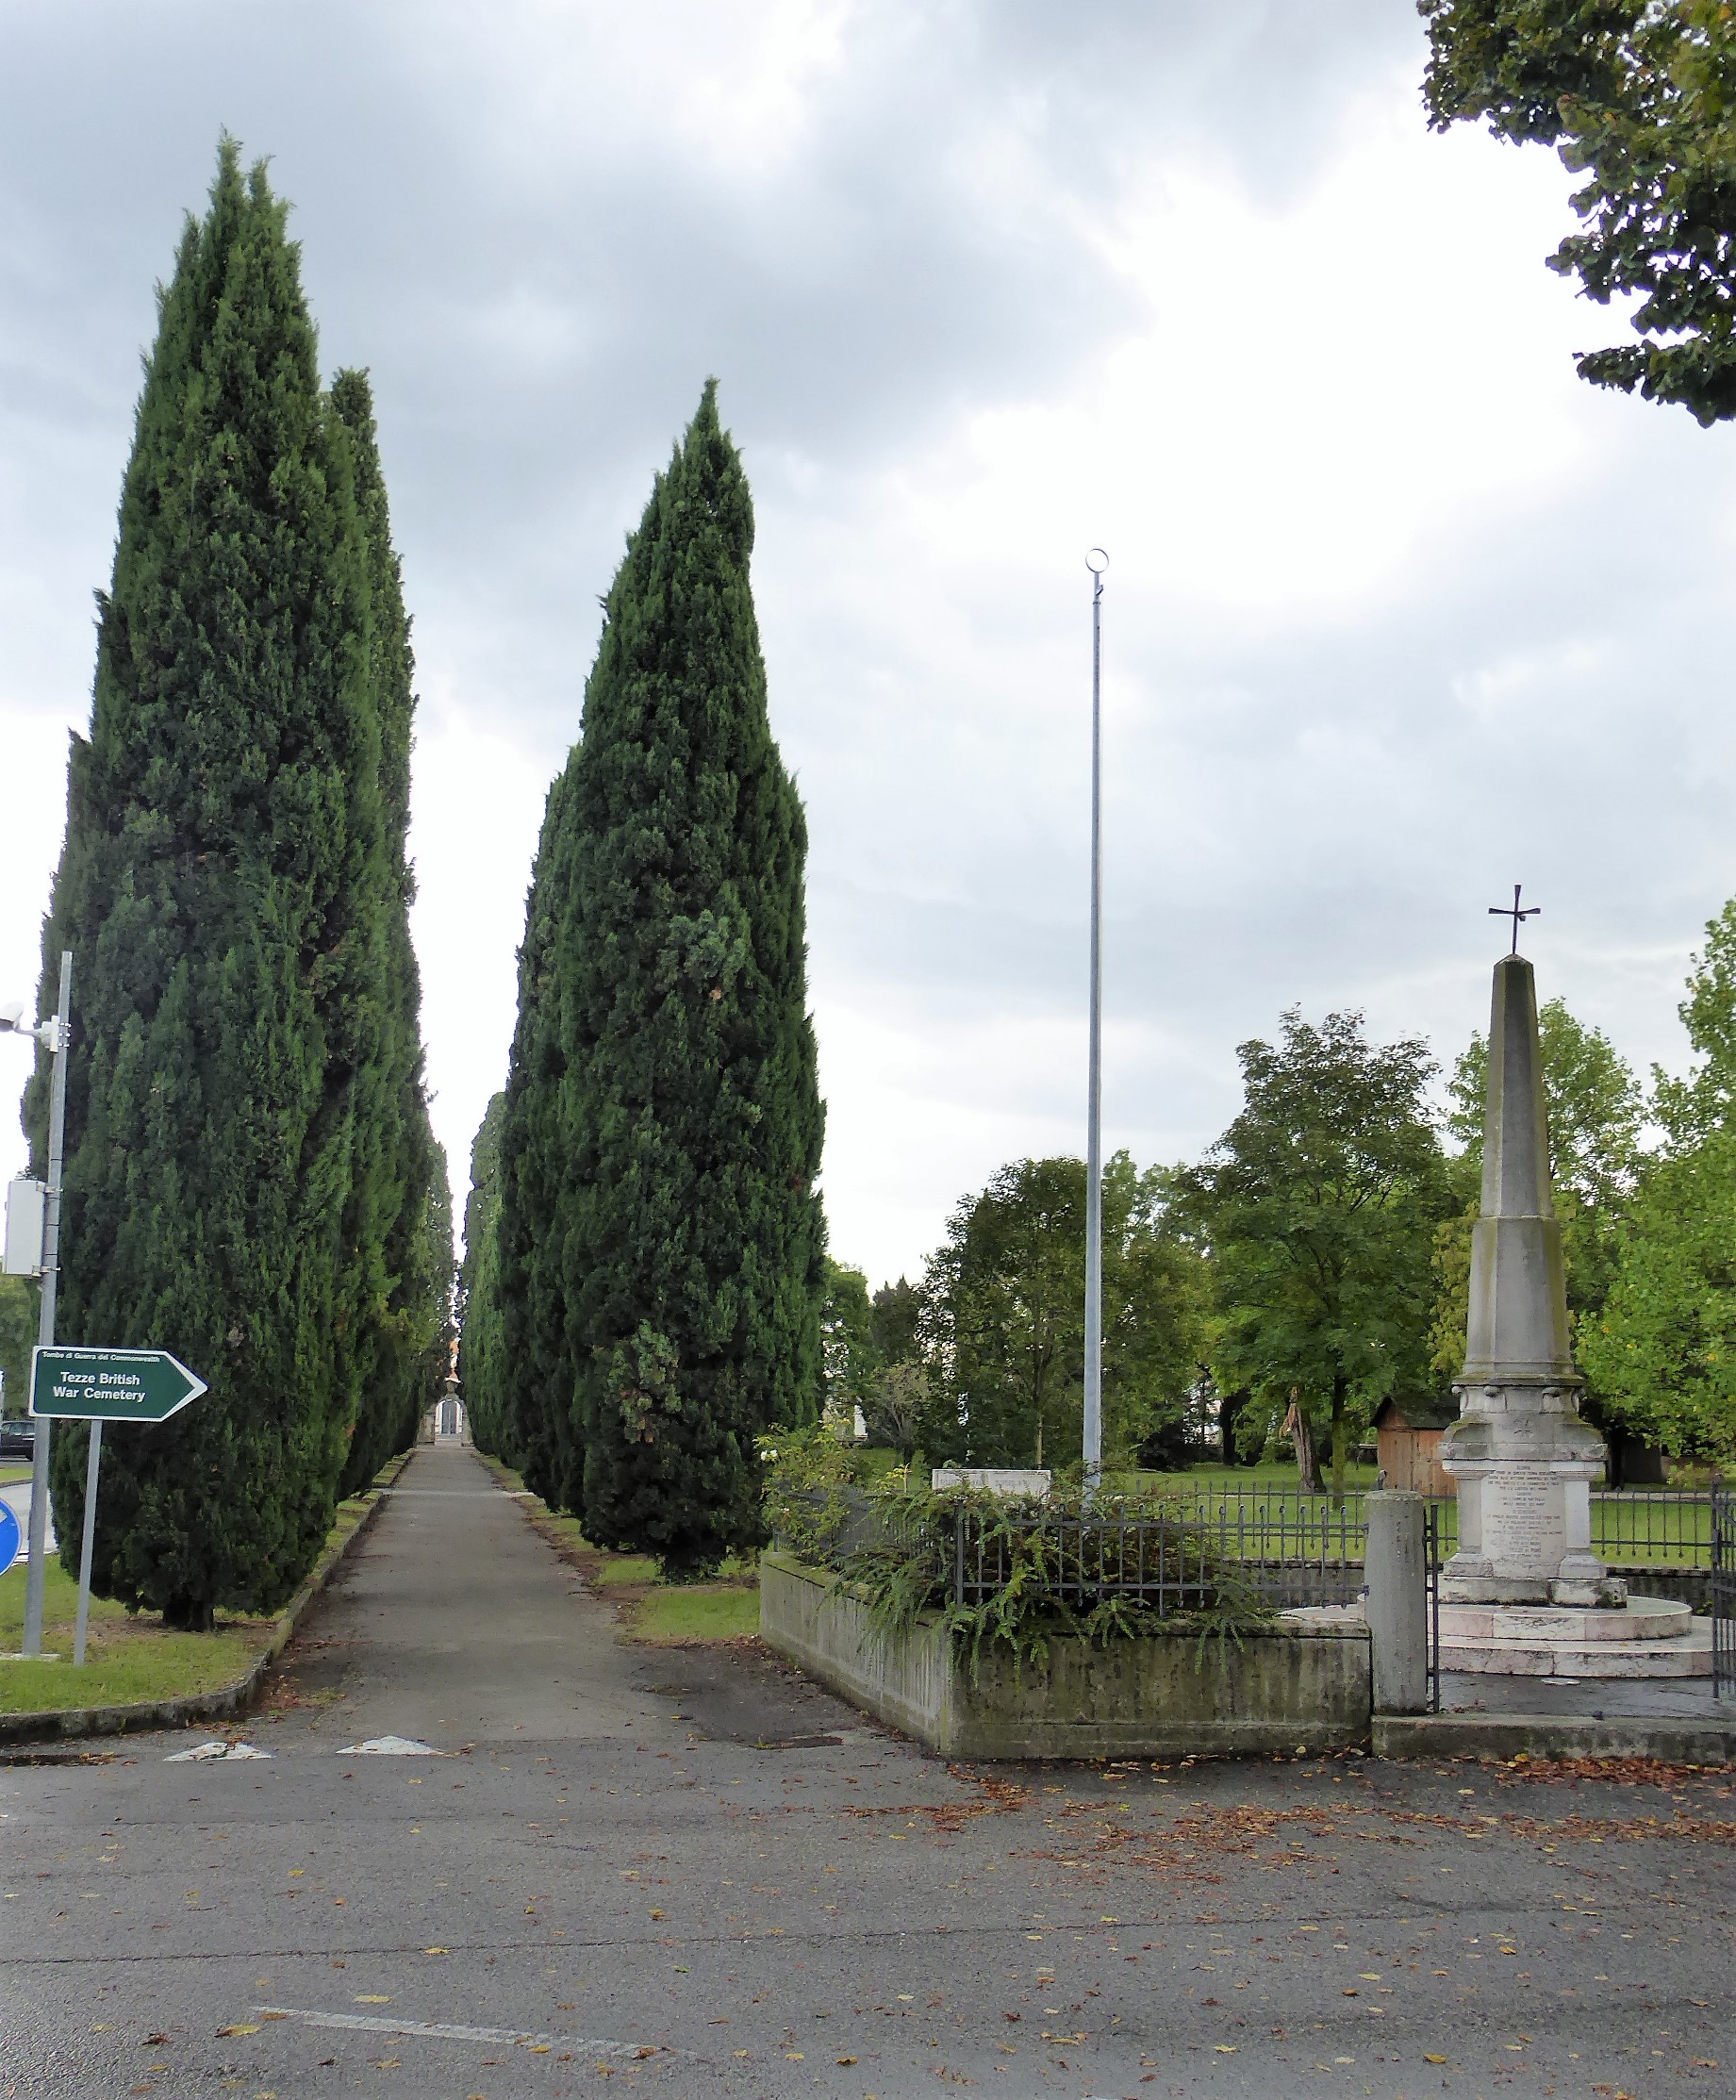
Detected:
left=22, top=951, right=72, bottom=1658
left=1083, top=551, right=1108, bottom=1500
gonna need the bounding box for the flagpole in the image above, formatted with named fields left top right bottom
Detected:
left=1083, top=550, right=1108, bottom=1499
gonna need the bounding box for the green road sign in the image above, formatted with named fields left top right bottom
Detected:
left=30, top=1347, right=208, bottom=1423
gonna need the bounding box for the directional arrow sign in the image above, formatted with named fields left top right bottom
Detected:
left=30, top=1347, right=208, bottom=1423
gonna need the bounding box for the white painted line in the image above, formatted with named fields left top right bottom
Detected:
left=164, top=1741, right=272, bottom=1761
left=337, top=1736, right=443, bottom=1756
left=254, top=2006, right=670, bottom=2057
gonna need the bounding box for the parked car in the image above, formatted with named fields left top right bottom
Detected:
left=0, top=1418, right=35, bottom=1460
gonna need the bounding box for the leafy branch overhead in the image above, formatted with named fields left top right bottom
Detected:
left=1420, top=0, right=1736, bottom=422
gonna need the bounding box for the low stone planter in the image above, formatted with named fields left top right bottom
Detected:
left=760, top=1549, right=1371, bottom=1760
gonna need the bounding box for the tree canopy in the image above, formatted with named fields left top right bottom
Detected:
left=1184, top=1011, right=1452, bottom=1500
left=1431, top=995, right=1642, bottom=1391
left=25, top=141, right=447, bottom=1627
left=1420, top=0, right=1736, bottom=422
left=476, top=384, right=826, bottom=1576
left=1581, top=901, right=1736, bottom=1453
left=917, top=1151, right=1206, bottom=1471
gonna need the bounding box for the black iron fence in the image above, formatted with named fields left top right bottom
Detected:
left=1156, top=1484, right=1722, bottom=1570
left=1712, top=1487, right=1735, bottom=1700
left=1424, top=1499, right=1445, bottom=1713
left=950, top=1508, right=1219, bottom=1616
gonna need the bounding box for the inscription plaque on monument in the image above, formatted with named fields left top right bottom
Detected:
left=1476, top=1464, right=1564, bottom=1580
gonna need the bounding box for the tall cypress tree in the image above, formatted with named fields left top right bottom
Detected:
left=329, top=370, right=452, bottom=1495
left=27, top=141, right=405, bottom=1628
left=565, top=382, right=826, bottom=1574
left=495, top=768, right=587, bottom=1510
left=457, top=1091, right=512, bottom=1463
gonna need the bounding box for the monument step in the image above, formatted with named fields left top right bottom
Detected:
left=1438, top=1619, right=1712, bottom=1679
left=1438, top=1596, right=1693, bottom=1645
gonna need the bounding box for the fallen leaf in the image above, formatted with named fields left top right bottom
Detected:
left=1424, top=2054, right=1447, bottom=2064
left=214, top=2024, right=260, bottom=2037
left=837, top=2056, right=859, bottom=2065
left=145, top=2033, right=171, bottom=2045
left=354, top=1995, right=391, bottom=2005
left=1215, top=2044, right=1237, bottom=2053
left=258, top=2011, right=287, bottom=2022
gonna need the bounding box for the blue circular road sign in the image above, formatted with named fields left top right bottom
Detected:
left=0, top=1498, right=19, bottom=1579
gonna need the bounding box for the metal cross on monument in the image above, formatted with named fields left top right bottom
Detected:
left=1489, top=883, right=1540, bottom=954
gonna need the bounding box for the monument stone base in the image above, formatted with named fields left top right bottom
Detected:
left=1440, top=1387, right=1625, bottom=1606
left=1437, top=1596, right=1711, bottom=1678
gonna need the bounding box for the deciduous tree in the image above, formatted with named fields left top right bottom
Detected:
left=1420, top=0, right=1736, bottom=422
left=1184, top=1011, right=1452, bottom=1504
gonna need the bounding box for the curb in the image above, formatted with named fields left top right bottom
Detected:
left=1374, top=1708, right=1736, bottom=1766
left=0, top=1447, right=416, bottom=1748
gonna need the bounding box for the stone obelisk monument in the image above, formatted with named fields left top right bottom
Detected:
left=1438, top=944, right=1619, bottom=1609
left=1433, top=905, right=1708, bottom=1676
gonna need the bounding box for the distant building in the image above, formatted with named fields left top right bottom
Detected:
left=1372, top=1395, right=1458, bottom=1497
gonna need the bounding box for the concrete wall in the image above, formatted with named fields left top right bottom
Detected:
left=760, top=1550, right=1371, bottom=1761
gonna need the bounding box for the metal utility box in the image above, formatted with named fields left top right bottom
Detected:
left=4, top=1176, right=46, bottom=1277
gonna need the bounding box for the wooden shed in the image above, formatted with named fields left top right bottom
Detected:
left=1372, top=1395, right=1459, bottom=1498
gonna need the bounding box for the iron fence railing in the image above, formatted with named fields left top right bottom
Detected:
left=1150, top=1485, right=1721, bottom=1569
left=1161, top=1489, right=1370, bottom=1568
left=1712, top=1487, right=1735, bottom=1700
left=950, top=1510, right=1218, bottom=1616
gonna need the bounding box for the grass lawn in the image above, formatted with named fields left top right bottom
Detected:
left=476, top=1451, right=760, bottom=1645
left=0, top=1559, right=273, bottom=1713
left=0, top=1472, right=389, bottom=1715
left=1102, top=1461, right=1381, bottom=1498
left=0, top=1463, right=32, bottom=1487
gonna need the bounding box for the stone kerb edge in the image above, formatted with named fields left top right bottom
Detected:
left=1373, top=1710, right=1736, bottom=1766
left=0, top=1447, right=416, bottom=1747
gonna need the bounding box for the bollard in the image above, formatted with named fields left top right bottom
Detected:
left=1365, top=1491, right=1428, bottom=1714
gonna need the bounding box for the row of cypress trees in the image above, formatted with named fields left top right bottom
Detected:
left=26, top=142, right=451, bottom=1629
left=458, top=386, right=827, bottom=1577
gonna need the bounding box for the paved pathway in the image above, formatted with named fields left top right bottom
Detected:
left=5, top=1442, right=1735, bottom=2098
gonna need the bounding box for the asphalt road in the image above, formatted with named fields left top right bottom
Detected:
left=5, top=1442, right=1734, bottom=2100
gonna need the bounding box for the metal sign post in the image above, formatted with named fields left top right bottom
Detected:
left=29, top=1347, right=207, bottom=1665
left=21, top=951, right=71, bottom=1659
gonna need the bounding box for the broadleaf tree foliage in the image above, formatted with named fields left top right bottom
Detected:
left=480, top=384, right=826, bottom=1576
left=1183, top=1011, right=1452, bottom=1503
left=917, top=1152, right=1207, bottom=1472
left=1582, top=901, right=1736, bottom=1452
left=1430, top=996, right=1642, bottom=1402
left=1420, top=0, right=1736, bottom=422
left=25, top=141, right=448, bottom=1629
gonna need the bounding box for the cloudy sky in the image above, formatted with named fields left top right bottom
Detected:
left=3, top=1, right=1734, bottom=1289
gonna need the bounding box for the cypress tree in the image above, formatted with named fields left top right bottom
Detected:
left=495, top=769, right=587, bottom=1510
left=456, top=1091, right=512, bottom=1463
left=565, top=382, right=826, bottom=1574
left=329, top=370, right=453, bottom=1495
left=27, top=141, right=406, bottom=1628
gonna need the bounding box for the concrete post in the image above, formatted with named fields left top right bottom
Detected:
left=1365, top=1491, right=1428, bottom=1714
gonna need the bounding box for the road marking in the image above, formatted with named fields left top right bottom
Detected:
left=254, top=2006, right=673, bottom=2057
left=164, top=1741, right=272, bottom=1761
left=338, top=1736, right=443, bottom=1756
